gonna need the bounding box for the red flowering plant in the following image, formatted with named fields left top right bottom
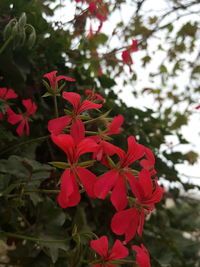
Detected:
left=43, top=72, right=164, bottom=266
left=0, top=67, right=163, bottom=266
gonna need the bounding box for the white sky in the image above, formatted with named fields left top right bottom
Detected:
left=51, top=0, right=200, bottom=195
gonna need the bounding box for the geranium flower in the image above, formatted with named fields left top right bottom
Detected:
left=48, top=92, right=102, bottom=143
left=122, top=39, right=138, bottom=72
left=132, top=244, right=151, bottom=267
left=7, top=99, right=37, bottom=136
left=0, top=87, right=18, bottom=101
left=111, top=169, right=163, bottom=243
left=90, top=236, right=129, bottom=267
left=85, top=89, right=104, bottom=104
left=43, top=70, right=75, bottom=93
left=51, top=134, right=98, bottom=208
left=91, top=115, right=124, bottom=161
left=95, top=136, right=145, bottom=211
left=0, top=87, right=18, bottom=119
left=140, top=147, right=156, bottom=175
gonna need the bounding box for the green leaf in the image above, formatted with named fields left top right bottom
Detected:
left=49, top=161, right=69, bottom=169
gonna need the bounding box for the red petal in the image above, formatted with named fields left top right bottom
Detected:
left=57, top=169, right=80, bottom=208
left=94, top=170, right=118, bottom=199
left=62, top=92, right=81, bottom=113
left=0, top=112, right=3, bottom=120
left=70, top=118, right=85, bottom=144
left=100, top=141, right=125, bottom=159
left=111, top=208, right=133, bottom=235
left=90, top=236, right=108, bottom=258
left=56, top=75, right=75, bottom=82
left=48, top=115, right=72, bottom=135
left=109, top=240, right=129, bottom=260
left=6, top=89, right=18, bottom=99
left=89, top=1, right=97, bottom=13
left=121, top=136, right=145, bottom=167
left=111, top=175, right=128, bottom=211
left=78, top=99, right=102, bottom=113
left=24, top=120, right=30, bottom=136
left=132, top=244, right=151, bottom=267
left=44, top=71, right=57, bottom=80
left=122, top=50, right=132, bottom=64
left=0, top=88, right=7, bottom=99
left=130, top=39, right=138, bottom=52
left=111, top=208, right=139, bottom=242
left=6, top=107, right=22, bottom=124
left=106, top=115, right=124, bottom=135
left=77, top=167, right=97, bottom=198
left=137, top=169, right=153, bottom=200
left=137, top=210, right=145, bottom=236
left=22, top=99, right=37, bottom=115
left=125, top=172, right=143, bottom=200
left=77, top=137, right=98, bottom=158
left=51, top=134, right=75, bottom=162
left=16, top=120, right=26, bottom=136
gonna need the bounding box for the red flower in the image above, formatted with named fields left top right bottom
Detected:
left=95, top=136, right=145, bottom=211
left=122, top=50, right=133, bottom=72
left=195, top=105, right=200, bottom=109
left=132, top=244, right=151, bottom=267
left=90, top=236, right=129, bottom=267
left=7, top=99, right=37, bottom=136
left=140, top=147, right=156, bottom=176
left=51, top=134, right=98, bottom=208
left=105, top=115, right=124, bottom=135
left=48, top=92, right=102, bottom=143
left=0, top=87, right=18, bottom=100
left=85, top=89, right=104, bottom=104
left=111, top=169, right=163, bottom=243
left=91, top=115, right=124, bottom=161
left=0, top=87, right=18, bottom=119
left=43, top=71, right=75, bottom=92
left=89, top=1, right=97, bottom=13
left=122, top=39, right=138, bottom=72
left=130, top=39, right=138, bottom=52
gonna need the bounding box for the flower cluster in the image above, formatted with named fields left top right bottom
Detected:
left=75, top=0, right=107, bottom=36
left=46, top=71, right=164, bottom=266
left=0, top=87, right=36, bottom=136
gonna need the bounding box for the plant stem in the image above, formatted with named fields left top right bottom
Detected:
left=0, top=36, right=13, bottom=55
left=3, top=231, right=71, bottom=243
left=0, top=135, right=49, bottom=156
left=53, top=95, right=59, bottom=118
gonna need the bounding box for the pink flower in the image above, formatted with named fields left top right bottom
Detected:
left=48, top=92, right=102, bottom=143
left=7, top=99, right=37, bottom=136
left=43, top=71, right=75, bottom=92
left=90, top=236, right=129, bottom=267
left=111, top=169, right=163, bottom=243
left=51, top=134, right=98, bottom=208
left=195, top=105, right=200, bottom=109
left=132, top=244, right=151, bottom=267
